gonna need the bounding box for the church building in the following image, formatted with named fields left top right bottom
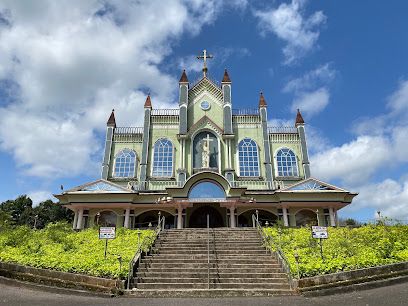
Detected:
left=55, top=51, right=357, bottom=230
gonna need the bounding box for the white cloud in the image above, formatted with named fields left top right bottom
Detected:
left=254, top=0, right=326, bottom=64
left=311, top=136, right=391, bottom=185
left=28, top=190, right=56, bottom=207
left=284, top=63, right=335, bottom=93
left=290, top=87, right=329, bottom=117
left=0, top=0, right=235, bottom=179
left=350, top=179, right=408, bottom=221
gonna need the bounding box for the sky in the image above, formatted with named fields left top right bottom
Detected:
left=0, top=0, right=408, bottom=222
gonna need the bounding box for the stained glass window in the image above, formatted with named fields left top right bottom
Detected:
left=238, top=138, right=260, bottom=177
left=114, top=149, right=136, bottom=178
left=276, top=148, right=298, bottom=177
left=152, top=139, right=173, bottom=177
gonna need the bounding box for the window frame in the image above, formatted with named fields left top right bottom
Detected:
left=151, top=138, right=175, bottom=178
left=274, top=147, right=299, bottom=178
left=237, top=137, right=261, bottom=178
left=112, top=148, right=137, bottom=178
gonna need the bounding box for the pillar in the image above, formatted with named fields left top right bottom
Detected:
left=124, top=208, right=130, bottom=228
left=282, top=207, right=289, bottom=227
left=177, top=205, right=183, bottom=229
left=72, top=209, right=78, bottom=230
left=259, top=94, right=273, bottom=184
left=101, top=110, right=116, bottom=179
left=76, top=208, right=84, bottom=230
left=140, top=96, right=152, bottom=184
left=229, top=207, right=236, bottom=228
left=329, top=207, right=336, bottom=227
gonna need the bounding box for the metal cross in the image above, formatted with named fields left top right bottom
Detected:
left=197, top=49, right=213, bottom=77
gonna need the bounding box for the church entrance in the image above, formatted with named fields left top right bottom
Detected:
left=188, top=205, right=225, bottom=228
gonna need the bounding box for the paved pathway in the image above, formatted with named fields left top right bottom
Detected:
left=0, top=281, right=407, bottom=306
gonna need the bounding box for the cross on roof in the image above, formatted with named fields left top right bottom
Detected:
left=197, top=49, right=213, bottom=77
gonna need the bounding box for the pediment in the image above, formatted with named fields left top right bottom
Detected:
left=282, top=178, right=347, bottom=192
left=188, top=77, right=223, bottom=105
left=64, top=179, right=132, bottom=193
left=187, top=115, right=224, bottom=137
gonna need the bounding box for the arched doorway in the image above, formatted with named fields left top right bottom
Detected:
left=295, top=209, right=318, bottom=226
left=189, top=205, right=224, bottom=228
left=135, top=210, right=175, bottom=229
left=238, top=209, right=278, bottom=227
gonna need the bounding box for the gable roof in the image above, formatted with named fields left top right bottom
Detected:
left=63, top=179, right=133, bottom=194
left=187, top=115, right=224, bottom=137
left=281, top=177, right=347, bottom=192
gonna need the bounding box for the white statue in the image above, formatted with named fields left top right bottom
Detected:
left=201, top=134, right=213, bottom=168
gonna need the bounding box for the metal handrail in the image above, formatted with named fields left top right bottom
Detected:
left=252, top=214, right=295, bottom=289
left=127, top=215, right=165, bottom=289
left=207, top=214, right=210, bottom=289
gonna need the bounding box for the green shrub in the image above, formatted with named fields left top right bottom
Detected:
left=263, top=225, right=408, bottom=278
left=0, top=223, right=155, bottom=278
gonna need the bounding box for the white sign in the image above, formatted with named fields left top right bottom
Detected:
left=311, top=226, right=328, bottom=239
left=99, top=227, right=116, bottom=239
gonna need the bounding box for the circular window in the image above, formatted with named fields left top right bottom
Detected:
left=200, top=101, right=211, bottom=110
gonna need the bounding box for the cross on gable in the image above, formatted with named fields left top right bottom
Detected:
left=197, top=49, right=213, bottom=77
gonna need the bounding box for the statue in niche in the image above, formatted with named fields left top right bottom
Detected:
left=201, top=134, right=213, bottom=168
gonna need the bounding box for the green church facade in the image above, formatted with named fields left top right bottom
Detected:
left=55, top=59, right=357, bottom=230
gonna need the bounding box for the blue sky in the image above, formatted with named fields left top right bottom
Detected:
left=0, top=0, right=408, bottom=222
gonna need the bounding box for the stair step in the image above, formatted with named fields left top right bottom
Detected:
left=136, top=277, right=288, bottom=284
left=137, top=267, right=284, bottom=273
left=127, top=288, right=295, bottom=297
left=136, top=282, right=290, bottom=289
left=136, top=272, right=287, bottom=278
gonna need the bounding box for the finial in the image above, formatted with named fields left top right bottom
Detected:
left=107, top=109, right=116, bottom=127
left=222, top=69, right=231, bottom=83
left=259, top=91, right=267, bottom=107
left=295, top=109, right=305, bottom=126
left=144, top=94, right=152, bottom=108
left=197, top=49, right=213, bottom=77
left=179, top=69, right=189, bottom=83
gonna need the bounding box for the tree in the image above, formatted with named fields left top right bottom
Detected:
left=0, top=195, right=33, bottom=225
left=32, top=200, right=73, bottom=229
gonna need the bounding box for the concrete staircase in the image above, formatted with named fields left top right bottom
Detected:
left=129, top=228, right=295, bottom=297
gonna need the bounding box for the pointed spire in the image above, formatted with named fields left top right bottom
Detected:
left=295, top=109, right=305, bottom=126
left=222, top=69, right=231, bottom=83
left=259, top=92, right=267, bottom=108
left=179, top=69, right=189, bottom=83
left=107, top=109, right=116, bottom=127
left=144, top=94, right=152, bottom=108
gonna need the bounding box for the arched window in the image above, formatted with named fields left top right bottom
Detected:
left=152, top=138, right=173, bottom=177
left=276, top=148, right=298, bottom=177
left=238, top=138, right=260, bottom=177
left=114, top=149, right=136, bottom=178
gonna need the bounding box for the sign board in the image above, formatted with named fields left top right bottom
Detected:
left=311, top=226, right=328, bottom=239
left=99, top=227, right=116, bottom=239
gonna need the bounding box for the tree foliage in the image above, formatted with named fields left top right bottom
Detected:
left=0, top=196, right=73, bottom=228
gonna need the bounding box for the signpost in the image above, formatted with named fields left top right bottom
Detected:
left=311, top=226, right=328, bottom=261
left=99, top=227, right=116, bottom=259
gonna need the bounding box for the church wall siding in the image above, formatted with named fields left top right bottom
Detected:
left=270, top=142, right=305, bottom=180
left=109, top=142, right=143, bottom=180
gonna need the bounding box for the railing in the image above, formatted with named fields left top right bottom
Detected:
left=114, top=127, right=144, bottom=134
left=128, top=180, right=183, bottom=191
left=127, top=215, right=165, bottom=289
left=151, top=109, right=179, bottom=116
left=230, top=180, right=273, bottom=190
left=252, top=214, right=295, bottom=289
left=232, top=108, right=260, bottom=116
left=268, top=126, right=298, bottom=134
left=207, top=214, right=210, bottom=290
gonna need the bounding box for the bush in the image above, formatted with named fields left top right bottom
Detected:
left=263, top=225, right=408, bottom=278
left=0, top=223, right=155, bottom=278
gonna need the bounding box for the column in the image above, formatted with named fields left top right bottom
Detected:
left=177, top=205, right=183, bottom=229
left=72, top=209, right=78, bottom=230
left=124, top=208, right=130, bottom=228
left=282, top=207, right=289, bottom=227
left=329, top=207, right=336, bottom=227
left=76, top=208, right=84, bottom=230
left=229, top=207, right=236, bottom=228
